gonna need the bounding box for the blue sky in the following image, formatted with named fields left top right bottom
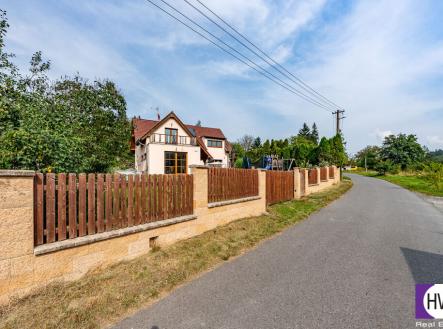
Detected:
left=3, top=0, right=443, bottom=153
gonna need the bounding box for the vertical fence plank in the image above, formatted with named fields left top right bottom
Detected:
left=148, top=175, right=153, bottom=222
left=113, top=174, right=120, bottom=228
left=45, top=173, right=56, bottom=243
left=163, top=175, right=168, bottom=221
left=88, top=174, right=96, bottom=235
left=153, top=175, right=158, bottom=222
left=97, top=174, right=104, bottom=233
left=105, top=174, right=112, bottom=231
left=141, top=174, right=146, bottom=223
left=68, top=173, right=77, bottom=239
left=158, top=175, right=163, bottom=221
left=127, top=175, right=134, bottom=227
left=120, top=175, right=127, bottom=227
left=78, top=174, right=87, bottom=237
left=34, top=173, right=44, bottom=245
left=134, top=175, right=141, bottom=225
left=57, top=173, right=67, bottom=241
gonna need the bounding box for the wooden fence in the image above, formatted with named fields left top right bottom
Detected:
left=266, top=171, right=294, bottom=205
left=208, top=168, right=259, bottom=203
left=34, top=173, right=193, bottom=246
left=320, top=167, right=328, bottom=181
left=329, top=166, right=335, bottom=179
left=308, top=169, right=318, bottom=185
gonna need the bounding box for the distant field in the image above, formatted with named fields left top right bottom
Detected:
left=349, top=170, right=443, bottom=197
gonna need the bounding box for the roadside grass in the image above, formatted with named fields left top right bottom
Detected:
left=0, top=181, right=352, bottom=329
left=350, top=171, right=443, bottom=197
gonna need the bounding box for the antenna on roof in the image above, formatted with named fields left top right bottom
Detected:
left=156, top=107, right=160, bottom=120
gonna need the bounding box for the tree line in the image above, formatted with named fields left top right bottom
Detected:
left=0, top=11, right=132, bottom=173
left=352, top=134, right=443, bottom=188
left=232, top=122, right=347, bottom=169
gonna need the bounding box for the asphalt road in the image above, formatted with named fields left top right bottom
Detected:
left=114, top=174, right=443, bottom=329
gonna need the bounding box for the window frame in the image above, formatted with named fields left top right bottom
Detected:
left=165, top=128, right=178, bottom=144
left=164, top=151, right=187, bottom=174
left=207, top=139, right=223, bottom=148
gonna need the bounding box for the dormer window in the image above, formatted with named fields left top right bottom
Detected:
left=207, top=139, right=222, bottom=148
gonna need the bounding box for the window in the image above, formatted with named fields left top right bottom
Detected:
left=207, top=139, right=222, bottom=148
left=164, top=152, right=187, bottom=174
left=165, top=128, right=178, bottom=144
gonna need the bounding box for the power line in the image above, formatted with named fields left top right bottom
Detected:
left=156, top=0, right=334, bottom=112
left=186, top=0, right=343, bottom=111
left=145, top=0, right=335, bottom=112
left=159, top=0, right=336, bottom=112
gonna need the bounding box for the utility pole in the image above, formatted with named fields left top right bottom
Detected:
left=332, top=109, right=346, bottom=180
left=332, top=110, right=346, bottom=135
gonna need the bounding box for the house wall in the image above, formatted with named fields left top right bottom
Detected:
left=202, top=137, right=229, bottom=167
left=135, top=144, right=147, bottom=172
left=147, top=143, right=202, bottom=174
left=136, top=118, right=203, bottom=174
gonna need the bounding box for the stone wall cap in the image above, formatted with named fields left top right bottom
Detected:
left=0, top=170, right=35, bottom=177
left=189, top=165, right=209, bottom=169
left=34, top=214, right=197, bottom=255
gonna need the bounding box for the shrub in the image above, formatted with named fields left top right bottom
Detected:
left=424, top=162, right=443, bottom=190
left=375, top=160, right=400, bottom=175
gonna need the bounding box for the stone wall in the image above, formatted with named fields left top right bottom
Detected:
left=0, top=166, right=337, bottom=304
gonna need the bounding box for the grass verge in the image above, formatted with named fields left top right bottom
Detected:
left=0, top=180, right=352, bottom=329
left=350, top=171, right=443, bottom=197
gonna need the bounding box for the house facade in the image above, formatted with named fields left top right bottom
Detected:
left=132, top=112, right=232, bottom=174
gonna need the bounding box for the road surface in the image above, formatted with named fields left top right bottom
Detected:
left=114, top=174, right=443, bottom=329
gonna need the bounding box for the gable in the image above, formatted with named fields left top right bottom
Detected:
left=152, top=118, right=193, bottom=139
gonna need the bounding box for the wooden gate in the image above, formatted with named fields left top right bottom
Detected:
left=266, top=171, right=294, bottom=205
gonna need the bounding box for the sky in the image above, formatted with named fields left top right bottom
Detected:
left=2, top=0, right=443, bottom=154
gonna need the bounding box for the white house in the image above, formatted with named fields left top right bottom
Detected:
left=131, top=112, right=232, bottom=174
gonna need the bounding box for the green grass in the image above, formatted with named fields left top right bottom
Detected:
left=351, top=171, right=443, bottom=197
left=0, top=181, right=352, bottom=329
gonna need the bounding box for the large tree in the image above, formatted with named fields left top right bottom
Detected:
left=310, top=123, right=319, bottom=144
left=298, top=122, right=311, bottom=139
left=380, top=134, right=426, bottom=169
left=354, top=145, right=381, bottom=169
left=237, top=134, right=255, bottom=152
left=0, top=11, right=132, bottom=173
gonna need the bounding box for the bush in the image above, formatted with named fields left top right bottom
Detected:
left=424, top=162, right=443, bottom=190
left=375, top=160, right=400, bottom=175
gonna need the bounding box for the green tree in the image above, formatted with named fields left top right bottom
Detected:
left=0, top=11, right=132, bottom=173
left=253, top=136, right=261, bottom=149
left=354, top=146, right=381, bottom=169
left=316, top=137, right=332, bottom=164
left=380, top=134, right=426, bottom=170
left=329, top=134, right=347, bottom=167
left=298, top=122, right=311, bottom=139
left=310, top=123, right=319, bottom=144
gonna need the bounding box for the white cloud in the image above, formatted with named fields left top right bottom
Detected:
left=427, top=136, right=443, bottom=147
left=373, top=129, right=394, bottom=142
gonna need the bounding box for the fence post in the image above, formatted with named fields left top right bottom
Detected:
left=190, top=166, right=208, bottom=216
left=258, top=170, right=266, bottom=211
left=0, top=170, right=35, bottom=303
left=316, top=167, right=321, bottom=185
left=334, top=166, right=341, bottom=183
left=293, top=168, right=301, bottom=199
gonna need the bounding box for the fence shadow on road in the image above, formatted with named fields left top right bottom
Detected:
left=401, top=247, right=443, bottom=283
